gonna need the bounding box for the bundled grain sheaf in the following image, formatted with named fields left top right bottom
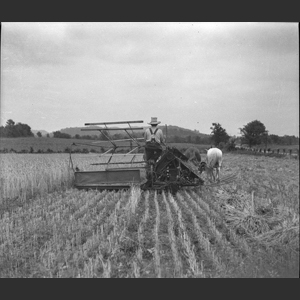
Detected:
left=254, top=214, right=299, bottom=252
left=223, top=204, right=270, bottom=236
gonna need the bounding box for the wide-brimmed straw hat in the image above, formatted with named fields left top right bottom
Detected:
left=148, top=117, right=161, bottom=125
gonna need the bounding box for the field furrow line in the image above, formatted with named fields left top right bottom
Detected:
left=176, top=193, right=220, bottom=258
left=175, top=192, right=222, bottom=277
left=85, top=188, right=145, bottom=278
left=168, top=191, right=204, bottom=277
left=183, top=191, right=242, bottom=260
left=131, top=191, right=157, bottom=277
left=162, top=192, right=183, bottom=277
left=132, top=190, right=149, bottom=278
left=153, top=192, right=161, bottom=278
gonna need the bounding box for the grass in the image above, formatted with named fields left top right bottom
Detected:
left=0, top=152, right=298, bottom=277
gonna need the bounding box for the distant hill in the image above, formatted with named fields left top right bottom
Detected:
left=58, top=125, right=211, bottom=140
left=60, top=126, right=102, bottom=137
left=165, top=125, right=209, bottom=139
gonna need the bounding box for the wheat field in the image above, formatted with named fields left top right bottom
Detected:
left=0, top=153, right=298, bottom=277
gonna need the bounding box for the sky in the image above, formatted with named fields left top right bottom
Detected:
left=1, top=22, right=299, bottom=137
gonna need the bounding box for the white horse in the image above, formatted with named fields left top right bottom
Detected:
left=199, top=148, right=222, bottom=182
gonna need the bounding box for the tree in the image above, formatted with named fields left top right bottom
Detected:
left=240, top=120, right=266, bottom=148
left=15, top=123, right=34, bottom=137
left=269, top=134, right=280, bottom=145
left=5, top=119, right=16, bottom=137
left=0, top=119, right=34, bottom=137
left=210, top=123, right=230, bottom=146
left=0, top=126, right=6, bottom=137
left=6, top=119, right=15, bottom=127
left=225, top=136, right=237, bottom=151
left=37, top=131, right=42, bottom=137
left=53, top=131, right=71, bottom=139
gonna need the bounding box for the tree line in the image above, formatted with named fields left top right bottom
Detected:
left=0, top=119, right=34, bottom=138
left=210, top=120, right=298, bottom=149
left=1, top=119, right=298, bottom=149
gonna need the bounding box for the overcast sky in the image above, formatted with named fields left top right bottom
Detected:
left=1, top=22, right=299, bottom=136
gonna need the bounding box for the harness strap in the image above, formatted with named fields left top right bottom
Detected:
left=149, top=128, right=159, bottom=142
left=149, top=128, right=158, bottom=135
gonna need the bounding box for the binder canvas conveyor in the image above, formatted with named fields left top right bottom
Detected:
left=70, top=120, right=145, bottom=190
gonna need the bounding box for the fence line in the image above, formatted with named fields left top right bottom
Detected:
left=235, top=146, right=299, bottom=159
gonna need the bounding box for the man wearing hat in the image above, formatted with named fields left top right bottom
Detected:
left=144, top=117, right=166, bottom=168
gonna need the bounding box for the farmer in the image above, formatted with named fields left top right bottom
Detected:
left=144, top=117, right=165, bottom=165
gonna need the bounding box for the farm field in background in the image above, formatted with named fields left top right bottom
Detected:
left=0, top=137, right=298, bottom=154
left=0, top=137, right=195, bottom=153
left=0, top=153, right=299, bottom=277
left=0, top=137, right=104, bottom=153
